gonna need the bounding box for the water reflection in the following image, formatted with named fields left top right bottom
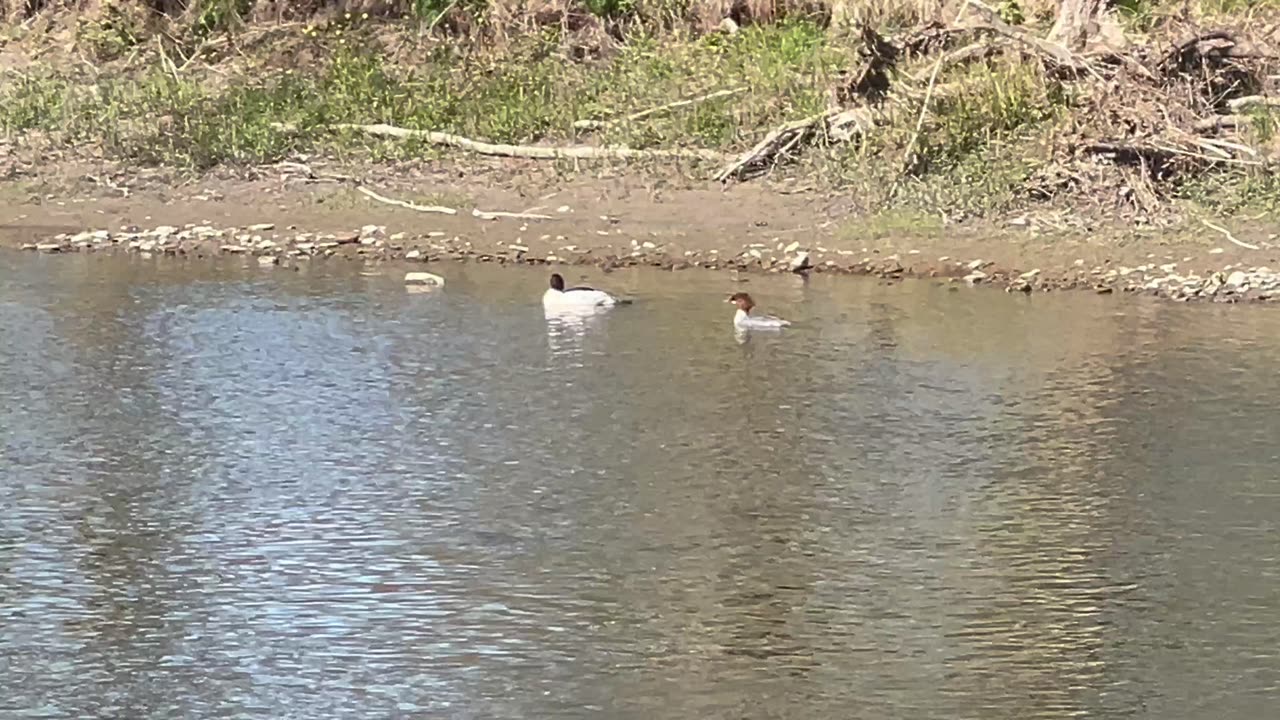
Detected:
left=544, top=304, right=614, bottom=358
left=1, top=251, right=1279, bottom=719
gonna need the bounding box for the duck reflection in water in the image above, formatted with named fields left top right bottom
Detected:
left=543, top=303, right=611, bottom=357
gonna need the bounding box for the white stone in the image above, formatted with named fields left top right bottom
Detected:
left=404, top=271, right=445, bottom=287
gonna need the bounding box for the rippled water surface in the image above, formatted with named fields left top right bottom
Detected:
left=2, top=250, right=1278, bottom=719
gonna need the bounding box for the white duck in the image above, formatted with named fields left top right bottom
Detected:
left=728, top=292, right=791, bottom=330
left=542, top=273, right=622, bottom=309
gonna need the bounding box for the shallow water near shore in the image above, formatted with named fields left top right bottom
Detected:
left=2, top=250, right=1279, bottom=719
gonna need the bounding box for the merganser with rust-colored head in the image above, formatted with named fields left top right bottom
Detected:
left=727, top=292, right=791, bottom=330
left=543, top=273, right=624, bottom=309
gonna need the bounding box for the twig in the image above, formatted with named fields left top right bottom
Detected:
left=472, top=208, right=554, bottom=221
left=894, top=4, right=972, bottom=190
left=356, top=186, right=458, bottom=215
left=910, top=42, right=997, bottom=82
left=1201, top=218, right=1260, bottom=250
left=274, top=122, right=724, bottom=161
left=573, top=87, right=747, bottom=131
left=427, top=0, right=460, bottom=32
left=715, top=108, right=871, bottom=182
left=1227, top=95, right=1280, bottom=111
left=155, top=37, right=180, bottom=83
left=274, top=161, right=355, bottom=183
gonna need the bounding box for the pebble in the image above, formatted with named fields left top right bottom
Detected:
left=20, top=222, right=1280, bottom=306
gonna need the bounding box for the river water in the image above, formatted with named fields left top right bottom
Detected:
left=1, top=250, right=1277, bottom=719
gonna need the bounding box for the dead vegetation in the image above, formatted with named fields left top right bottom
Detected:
left=687, top=0, right=1280, bottom=217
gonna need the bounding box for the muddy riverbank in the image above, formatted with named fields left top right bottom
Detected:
left=3, top=166, right=1280, bottom=303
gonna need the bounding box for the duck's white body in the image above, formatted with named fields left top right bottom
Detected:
left=733, top=308, right=790, bottom=330
left=542, top=287, right=618, bottom=309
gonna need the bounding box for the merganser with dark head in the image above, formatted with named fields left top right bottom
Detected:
left=728, top=292, right=791, bottom=330
left=543, top=273, right=625, bottom=309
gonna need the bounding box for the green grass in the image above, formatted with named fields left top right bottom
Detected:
left=0, top=20, right=851, bottom=170
left=0, top=18, right=1108, bottom=216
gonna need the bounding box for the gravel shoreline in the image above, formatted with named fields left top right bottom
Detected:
left=17, top=222, right=1280, bottom=304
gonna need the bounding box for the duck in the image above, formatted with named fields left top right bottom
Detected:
left=727, top=292, right=791, bottom=330
left=542, top=273, right=623, bottom=309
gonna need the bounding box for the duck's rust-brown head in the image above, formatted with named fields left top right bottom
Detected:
left=727, top=292, right=754, bottom=312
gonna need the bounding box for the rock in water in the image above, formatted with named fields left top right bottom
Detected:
left=404, top=271, right=445, bottom=287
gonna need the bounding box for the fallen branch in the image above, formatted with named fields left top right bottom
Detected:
left=573, top=87, right=746, bottom=131
left=1149, top=140, right=1263, bottom=166
left=1201, top=218, right=1260, bottom=250
left=961, top=0, right=1093, bottom=74
left=1198, top=137, right=1259, bottom=157
left=472, top=208, right=554, bottom=221
left=1194, top=114, right=1248, bottom=133
left=1086, top=140, right=1262, bottom=167
left=357, top=186, right=458, bottom=215
left=274, top=122, right=724, bottom=161
left=715, top=108, right=871, bottom=183
left=274, top=161, right=355, bottom=183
